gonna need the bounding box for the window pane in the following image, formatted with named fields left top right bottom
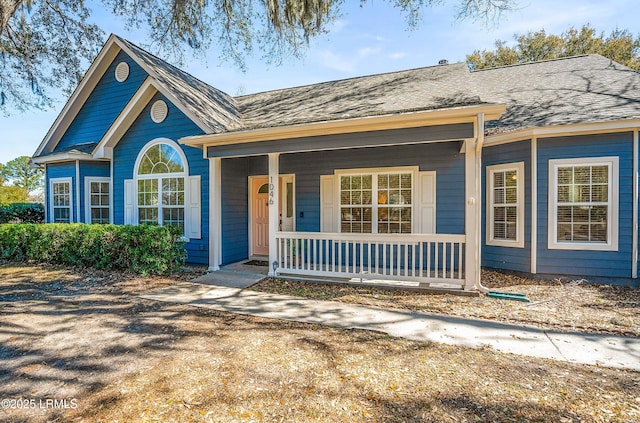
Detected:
left=138, top=208, right=158, bottom=225
left=556, top=163, right=610, bottom=244
left=137, top=144, right=184, bottom=175
left=163, top=208, right=185, bottom=232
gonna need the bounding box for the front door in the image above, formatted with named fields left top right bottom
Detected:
left=251, top=178, right=270, bottom=256
left=250, top=175, right=295, bottom=257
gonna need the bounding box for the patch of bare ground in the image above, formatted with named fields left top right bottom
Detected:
left=0, top=263, right=638, bottom=422
left=252, top=270, right=640, bottom=337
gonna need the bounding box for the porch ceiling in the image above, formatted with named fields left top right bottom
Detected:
left=182, top=104, right=505, bottom=158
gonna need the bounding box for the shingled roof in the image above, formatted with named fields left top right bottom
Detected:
left=235, top=62, right=484, bottom=130
left=472, top=54, right=640, bottom=134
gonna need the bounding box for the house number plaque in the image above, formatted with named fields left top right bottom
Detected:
left=269, top=177, right=275, bottom=205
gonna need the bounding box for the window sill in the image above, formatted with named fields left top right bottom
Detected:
left=548, top=241, right=618, bottom=252
left=486, top=239, right=524, bottom=248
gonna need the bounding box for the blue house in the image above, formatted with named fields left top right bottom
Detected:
left=32, top=35, right=640, bottom=289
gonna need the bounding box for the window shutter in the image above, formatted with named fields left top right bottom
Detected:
left=417, top=171, right=436, bottom=234
left=124, top=179, right=135, bottom=225
left=320, top=175, right=337, bottom=232
left=187, top=175, right=201, bottom=239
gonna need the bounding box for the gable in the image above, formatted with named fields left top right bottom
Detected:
left=53, top=50, right=147, bottom=154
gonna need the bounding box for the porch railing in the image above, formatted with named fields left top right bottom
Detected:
left=275, top=231, right=465, bottom=287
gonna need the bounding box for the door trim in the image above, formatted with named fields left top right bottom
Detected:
left=248, top=174, right=295, bottom=258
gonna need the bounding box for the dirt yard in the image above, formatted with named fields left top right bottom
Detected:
left=0, top=263, right=638, bottom=422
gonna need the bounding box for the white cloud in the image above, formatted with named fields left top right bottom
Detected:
left=389, top=52, right=407, bottom=60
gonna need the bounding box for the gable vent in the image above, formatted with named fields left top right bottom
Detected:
left=150, top=100, right=168, bottom=123
left=115, top=62, right=130, bottom=82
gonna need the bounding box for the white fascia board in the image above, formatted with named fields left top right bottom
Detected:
left=485, top=119, right=640, bottom=146
left=34, top=34, right=122, bottom=157
left=31, top=152, right=99, bottom=165
left=179, top=103, right=506, bottom=149
left=94, top=78, right=157, bottom=159
left=115, top=41, right=214, bottom=134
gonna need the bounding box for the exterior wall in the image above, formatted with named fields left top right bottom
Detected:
left=78, top=161, right=110, bottom=223
left=113, top=92, right=207, bottom=264
left=536, top=132, right=634, bottom=280
left=220, top=142, right=465, bottom=265
left=45, top=162, right=77, bottom=223
left=482, top=140, right=532, bottom=273
left=55, top=50, right=147, bottom=152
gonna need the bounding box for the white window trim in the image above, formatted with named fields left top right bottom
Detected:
left=334, top=166, right=418, bottom=234
left=548, top=156, right=619, bottom=251
left=486, top=162, right=525, bottom=248
left=133, top=138, right=189, bottom=235
left=49, top=177, right=73, bottom=223
left=84, top=177, right=111, bottom=224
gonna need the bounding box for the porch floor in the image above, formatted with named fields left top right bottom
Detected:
left=193, top=261, right=267, bottom=289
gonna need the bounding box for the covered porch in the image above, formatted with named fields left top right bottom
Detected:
left=182, top=106, right=502, bottom=291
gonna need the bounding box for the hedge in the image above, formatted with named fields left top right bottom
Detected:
left=0, top=223, right=186, bottom=275
left=0, top=203, right=45, bottom=224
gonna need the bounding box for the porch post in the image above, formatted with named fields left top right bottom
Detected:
left=268, top=153, right=280, bottom=276
left=464, top=139, right=478, bottom=290
left=208, top=157, right=222, bottom=272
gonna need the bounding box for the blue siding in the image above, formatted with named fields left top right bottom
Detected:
left=46, top=162, right=77, bottom=223
left=221, top=158, right=250, bottom=264
left=113, top=92, right=207, bottom=264
left=78, top=161, right=111, bottom=223
left=55, top=50, right=147, bottom=152
left=220, top=142, right=465, bottom=265
left=482, top=140, right=532, bottom=272
left=537, top=133, right=634, bottom=279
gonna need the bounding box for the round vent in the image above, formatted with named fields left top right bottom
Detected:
left=150, top=100, right=168, bottom=123
left=115, top=62, right=130, bottom=82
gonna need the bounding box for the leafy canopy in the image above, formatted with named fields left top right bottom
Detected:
left=1, top=155, right=43, bottom=193
left=467, top=24, right=640, bottom=71
left=1, top=0, right=516, bottom=114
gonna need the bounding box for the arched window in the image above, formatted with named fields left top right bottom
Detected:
left=135, top=141, right=188, bottom=232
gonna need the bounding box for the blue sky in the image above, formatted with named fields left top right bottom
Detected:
left=0, top=0, right=637, bottom=163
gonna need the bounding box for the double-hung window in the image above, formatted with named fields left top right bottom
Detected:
left=136, top=142, right=186, bottom=233
left=339, top=169, right=413, bottom=234
left=50, top=177, right=73, bottom=223
left=548, top=157, right=618, bottom=251
left=486, top=162, right=524, bottom=248
left=85, top=177, right=110, bottom=224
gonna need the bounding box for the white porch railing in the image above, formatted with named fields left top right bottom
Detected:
left=275, top=232, right=466, bottom=287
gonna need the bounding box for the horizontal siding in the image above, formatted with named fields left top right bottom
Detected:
left=78, top=161, right=110, bottom=223
left=46, top=162, right=77, bottom=223
left=56, top=51, right=147, bottom=152
left=536, top=132, right=634, bottom=279
left=280, top=143, right=465, bottom=235
left=221, top=158, right=250, bottom=264
left=482, top=140, right=532, bottom=273
left=113, top=92, right=207, bottom=264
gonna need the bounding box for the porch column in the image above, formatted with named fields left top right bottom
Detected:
left=464, top=138, right=479, bottom=290
left=268, top=153, right=280, bottom=276
left=208, top=157, right=222, bottom=272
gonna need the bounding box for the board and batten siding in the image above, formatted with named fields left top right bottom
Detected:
left=536, top=132, right=634, bottom=279
left=482, top=140, right=532, bottom=273
left=55, top=50, right=147, bottom=153
left=45, top=162, right=77, bottom=223
left=112, top=92, right=208, bottom=264
left=78, top=161, right=110, bottom=223
left=219, top=142, right=465, bottom=265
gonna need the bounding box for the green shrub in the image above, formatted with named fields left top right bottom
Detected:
left=0, top=203, right=45, bottom=224
left=0, top=223, right=186, bottom=275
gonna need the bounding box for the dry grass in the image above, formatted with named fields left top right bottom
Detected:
left=252, top=270, right=640, bottom=336
left=0, top=263, right=638, bottom=423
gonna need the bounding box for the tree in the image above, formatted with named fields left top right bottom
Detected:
left=467, top=24, right=640, bottom=70
left=0, top=185, right=27, bottom=205
left=1, top=0, right=516, bottom=114
left=1, top=155, right=43, bottom=193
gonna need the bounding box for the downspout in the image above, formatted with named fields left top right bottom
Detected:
left=475, top=113, right=489, bottom=293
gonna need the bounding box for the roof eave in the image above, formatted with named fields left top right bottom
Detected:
left=485, top=118, right=640, bottom=146
left=31, top=152, right=101, bottom=165
left=180, top=103, right=506, bottom=149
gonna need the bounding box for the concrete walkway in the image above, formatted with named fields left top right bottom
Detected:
left=141, top=281, right=640, bottom=372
